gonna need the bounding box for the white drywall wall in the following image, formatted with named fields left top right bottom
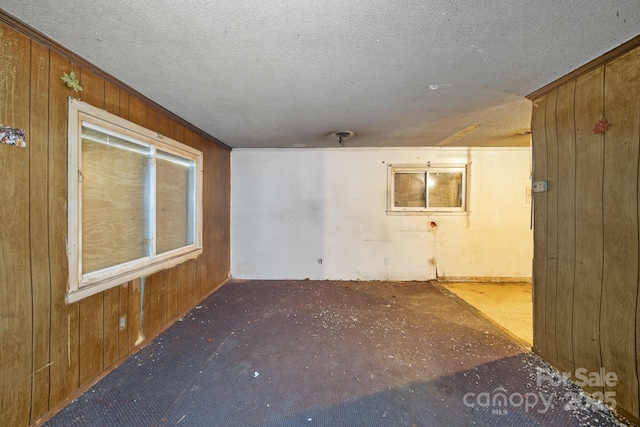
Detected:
left=231, top=147, right=533, bottom=280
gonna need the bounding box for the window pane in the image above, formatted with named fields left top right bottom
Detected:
left=427, top=171, right=463, bottom=208
left=394, top=172, right=426, bottom=207
left=81, top=126, right=150, bottom=273
left=156, top=150, right=195, bottom=254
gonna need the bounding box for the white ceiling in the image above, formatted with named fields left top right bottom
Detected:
left=3, top=1, right=639, bottom=148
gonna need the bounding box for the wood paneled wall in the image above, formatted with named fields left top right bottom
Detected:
left=530, top=40, right=640, bottom=420
left=0, top=18, right=230, bottom=426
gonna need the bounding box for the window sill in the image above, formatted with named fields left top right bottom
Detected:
left=66, top=248, right=202, bottom=304
left=386, top=210, right=470, bottom=216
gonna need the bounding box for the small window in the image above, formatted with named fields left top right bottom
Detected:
left=388, top=164, right=467, bottom=213
left=67, top=99, right=203, bottom=303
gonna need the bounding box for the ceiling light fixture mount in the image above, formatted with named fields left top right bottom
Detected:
left=332, top=130, right=354, bottom=146
left=436, top=124, right=479, bottom=146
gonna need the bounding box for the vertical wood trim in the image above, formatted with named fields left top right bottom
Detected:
left=221, top=144, right=231, bottom=284
left=160, top=269, right=169, bottom=327
left=601, top=48, right=640, bottom=417
left=202, top=135, right=214, bottom=294
left=142, top=275, right=151, bottom=339
left=191, top=134, right=206, bottom=299
left=47, top=54, right=80, bottom=409
left=184, top=129, right=198, bottom=305
left=544, top=89, right=559, bottom=363
left=0, top=24, right=33, bottom=427
left=104, top=81, right=119, bottom=116
left=157, top=112, right=171, bottom=139
left=148, top=272, right=162, bottom=334
left=554, top=81, right=576, bottom=373
left=169, top=118, right=184, bottom=142
left=128, top=278, right=142, bottom=349
left=147, top=108, right=159, bottom=135
left=119, top=91, right=130, bottom=121
left=101, top=85, right=122, bottom=373
left=531, top=95, right=548, bottom=356
left=79, top=68, right=105, bottom=108
left=77, top=68, right=105, bottom=387
left=199, top=135, right=231, bottom=293
left=167, top=120, right=184, bottom=319
left=102, top=287, right=120, bottom=368
left=129, top=96, right=147, bottom=128
left=156, top=115, right=172, bottom=328
left=572, top=66, right=605, bottom=394
left=186, top=259, right=197, bottom=306
left=637, top=84, right=640, bottom=420
left=78, top=294, right=103, bottom=385
left=28, top=39, right=52, bottom=423
left=118, top=283, right=129, bottom=358
left=177, top=263, right=188, bottom=314
left=167, top=266, right=179, bottom=322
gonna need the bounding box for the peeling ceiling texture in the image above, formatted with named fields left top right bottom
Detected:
left=2, top=1, right=639, bottom=148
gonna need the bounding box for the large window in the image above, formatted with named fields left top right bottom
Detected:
left=388, top=164, right=468, bottom=213
left=67, top=99, right=202, bottom=303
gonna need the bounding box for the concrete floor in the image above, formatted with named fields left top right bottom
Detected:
left=440, top=282, right=533, bottom=347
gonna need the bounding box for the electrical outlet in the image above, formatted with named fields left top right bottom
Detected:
left=318, top=258, right=323, bottom=265
left=532, top=181, right=548, bottom=192
left=119, top=316, right=126, bottom=330
left=384, top=258, right=390, bottom=265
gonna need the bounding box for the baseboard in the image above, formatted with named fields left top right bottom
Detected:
left=437, top=276, right=532, bottom=284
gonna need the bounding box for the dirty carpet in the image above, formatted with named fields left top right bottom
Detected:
left=45, top=280, right=625, bottom=426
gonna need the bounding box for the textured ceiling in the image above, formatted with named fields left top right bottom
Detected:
left=2, top=1, right=639, bottom=148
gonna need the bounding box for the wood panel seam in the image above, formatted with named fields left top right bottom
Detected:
left=30, top=278, right=229, bottom=427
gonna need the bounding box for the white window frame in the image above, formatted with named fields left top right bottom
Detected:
left=387, top=164, right=469, bottom=214
left=66, top=98, right=203, bottom=303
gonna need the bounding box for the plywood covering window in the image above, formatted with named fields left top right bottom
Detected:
left=388, top=165, right=467, bottom=213
left=67, top=99, right=202, bottom=303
